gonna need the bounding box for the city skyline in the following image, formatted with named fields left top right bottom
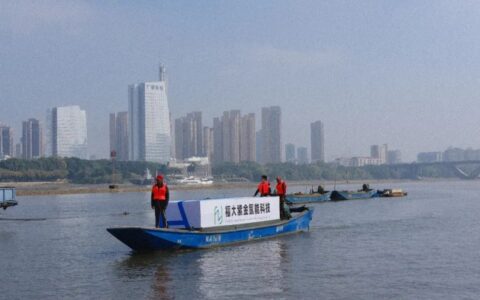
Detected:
left=3, top=2, right=480, bottom=162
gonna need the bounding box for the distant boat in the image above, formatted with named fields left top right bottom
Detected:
left=330, top=189, right=378, bottom=201
left=177, top=176, right=213, bottom=185
left=1, top=187, right=18, bottom=210
left=107, top=206, right=314, bottom=251
left=377, top=189, right=408, bottom=198
left=285, top=192, right=331, bottom=204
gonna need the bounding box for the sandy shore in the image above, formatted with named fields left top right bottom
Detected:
left=0, top=178, right=436, bottom=196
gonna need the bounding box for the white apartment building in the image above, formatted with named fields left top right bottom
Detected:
left=46, top=106, right=88, bottom=159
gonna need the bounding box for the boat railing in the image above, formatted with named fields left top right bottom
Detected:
left=1, top=187, right=18, bottom=209
left=1, top=187, right=16, bottom=202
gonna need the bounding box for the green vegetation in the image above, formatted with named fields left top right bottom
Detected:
left=213, top=161, right=457, bottom=181
left=0, top=157, right=171, bottom=184
left=0, top=157, right=459, bottom=184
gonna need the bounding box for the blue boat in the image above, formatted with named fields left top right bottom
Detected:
left=107, top=206, right=314, bottom=251
left=330, top=189, right=378, bottom=201
left=0, top=187, right=18, bottom=210
left=285, top=192, right=331, bottom=204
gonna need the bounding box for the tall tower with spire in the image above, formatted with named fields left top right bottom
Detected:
left=128, top=65, right=172, bottom=163
left=159, top=64, right=166, bottom=82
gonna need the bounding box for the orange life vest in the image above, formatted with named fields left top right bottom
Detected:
left=276, top=181, right=287, bottom=196
left=258, top=181, right=270, bottom=196
left=152, top=184, right=168, bottom=201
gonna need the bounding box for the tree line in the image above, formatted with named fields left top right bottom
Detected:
left=0, top=157, right=170, bottom=184
left=0, top=157, right=458, bottom=184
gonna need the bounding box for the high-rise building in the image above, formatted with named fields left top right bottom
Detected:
left=170, top=113, right=175, bottom=161
left=240, top=113, right=256, bottom=162
left=223, top=110, right=241, bottom=163
left=203, top=126, right=213, bottom=161
left=297, top=147, right=308, bottom=165
left=14, top=143, right=22, bottom=158
left=21, top=118, right=43, bottom=159
left=261, top=106, right=281, bottom=164
left=191, top=111, right=203, bottom=156
left=370, top=144, right=388, bottom=164
left=211, top=111, right=255, bottom=164
left=0, top=125, right=13, bottom=158
left=220, top=110, right=238, bottom=162
left=128, top=65, right=171, bottom=163
left=310, top=120, right=325, bottom=163
left=174, top=117, right=184, bottom=160
left=46, top=106, right=88, bottom=159
left=109, top=112, right=129, bottom=161
left=109, top=113, right=116, bottom=156
left=212, top=117, right=223, bottom=164
left=174, top=111, right=203, bottom=160
left=387, top=150, right=402, bottom=165
left=285, top=143, right=296, bottom=163
left=256, top=129, right=263, bottom=163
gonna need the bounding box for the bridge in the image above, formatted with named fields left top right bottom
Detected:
left=393, top=160, right=480, bottom=180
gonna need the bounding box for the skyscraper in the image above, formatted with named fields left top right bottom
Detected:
left=21, top=118, right=43, bottom=159
left=109, top=112, right=129, bottom=161
left=371, top=144, right=388, bottom=164
left=0, top=125, right=13, bottom=158
left=285, top=143, right=296, bottom=163
left=211, top=111, right=256, bottom=164
left=310, top=120, right=325, bottom=163
left=203, top=126, right=213, bottom=161
left=261, top=106, right=281, bottom=164
left=297, top=147, right=308, bottom=164
left=240, top=113, right=256, bottom=162
left=128, top=65, right=171, bottom=163
left=220, top=110, right=240, bottom=163
left=46, top=106, right=88, bottom=159
left=212, top=117, right=223, bottom=164
left=174, top=111, right=204, bottom=160
left=109, top=113, right=116, bottom=156
left=387, top=150, right=401, bottom=165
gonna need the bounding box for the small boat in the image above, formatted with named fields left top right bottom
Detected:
left=175, top=176, right=214, bottom=185
left=107, top=206, right=314, bottom=251
left=378, top=189, right=408, bottom=198
left=0, top=187, right=18, bottom=210
left=330, top=189, right=378, bottom=201
left=285, top=192, right=331, bottom=204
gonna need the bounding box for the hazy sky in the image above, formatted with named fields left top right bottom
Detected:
left=2, top=1, right=480, bottom=162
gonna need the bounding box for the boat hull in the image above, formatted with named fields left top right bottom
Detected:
left=107, top=208, right=314, bottom=251
left=285, top=192, right=331, bottom=204
left=330, top=190, right=377, bottom=201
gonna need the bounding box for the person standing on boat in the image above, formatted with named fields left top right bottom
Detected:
left=276, top=176, right=288, bottom=220
left=151, top=175, right=169, bottom=228
left=254, top=175, right=271, bottom=197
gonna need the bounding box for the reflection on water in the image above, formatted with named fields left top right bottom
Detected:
left=114, top=239, right=290, bottom=300
left=196, top=239, right=288, bottom=299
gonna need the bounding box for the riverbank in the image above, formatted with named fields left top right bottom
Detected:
left=0, top=178, right=457, bottom=196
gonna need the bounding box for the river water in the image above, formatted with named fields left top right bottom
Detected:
left=1, top=180, right=480, bottom=299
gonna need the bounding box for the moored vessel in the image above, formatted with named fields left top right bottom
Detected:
left=0, top=187, right=18, bottom=210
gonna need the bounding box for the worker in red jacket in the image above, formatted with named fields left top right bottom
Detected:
left=276, top=176, right=288, bottom=219
left=151, top=175, right=169, bottom=228
left=254, top=175, right=271, bottom=197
